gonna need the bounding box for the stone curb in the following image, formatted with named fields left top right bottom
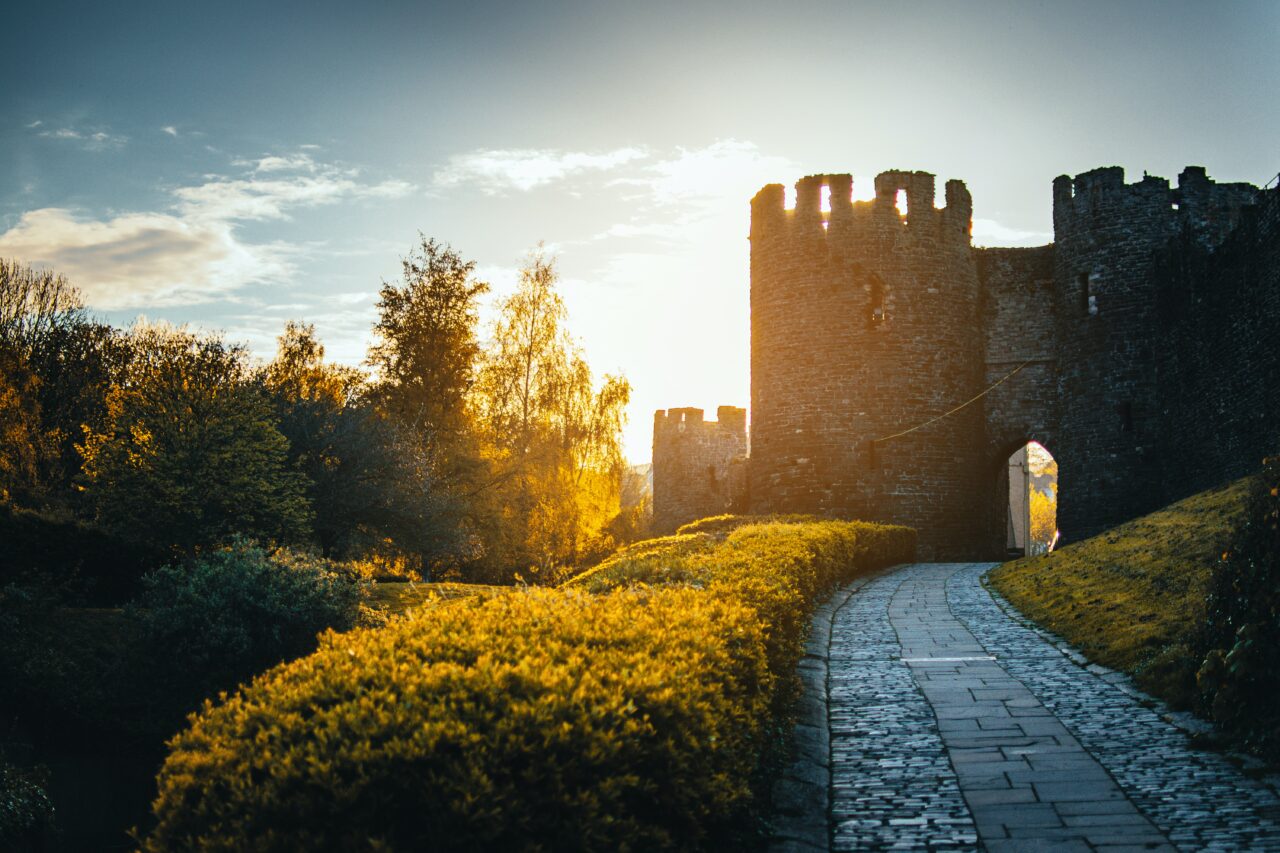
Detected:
left=767, top=567, right=895, bottom=853
left=979, top=568, right=1280, bottom=795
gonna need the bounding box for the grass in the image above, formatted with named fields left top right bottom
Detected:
left=365, top=580, right=506, bottom=615
left=987, top=475, right=1252, bottom=709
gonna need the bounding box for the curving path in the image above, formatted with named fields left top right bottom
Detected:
left=810, top=563, right=1280, bottom=852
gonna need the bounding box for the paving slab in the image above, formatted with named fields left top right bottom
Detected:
left=821, top=562, right=1280, bottom=851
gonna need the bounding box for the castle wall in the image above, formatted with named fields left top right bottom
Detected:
left=654, top=164, right=1276, bottom=559
left=1051, top=167, right=1261, bottom=542
left=651, top=406, right=747, bottom=534
left=1153, top=186, right=1280, bottom=502
left=975, top=245, right=1058, bottom=554
left=749, top=171, right=985, bottom=560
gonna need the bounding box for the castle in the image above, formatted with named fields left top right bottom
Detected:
left=652, top=165, right=1280, bottom=559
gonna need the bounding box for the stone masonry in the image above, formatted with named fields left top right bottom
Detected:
left=651, top=406, right=748, bottom=534
left=791, top=563, right=1280, bottom=851
left=652, top=165, right=1279, bottom=558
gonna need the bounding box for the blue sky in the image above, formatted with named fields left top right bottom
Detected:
left=3, top=0, right=1278, bottom=460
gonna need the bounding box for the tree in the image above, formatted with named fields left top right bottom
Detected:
left=368, top=237, right=489, bottom=458
left=264, top=322, right=465, bottom=564
left=0, top=260, right=122, bottom=508
left=472, top=247, right=631, bottom=578
left=1029, top=487, right=1056, bottom=554
left=79, top=323, right=310, bottom=554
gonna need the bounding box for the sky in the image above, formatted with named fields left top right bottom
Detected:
left=3, top=0, right=1278, bottom=462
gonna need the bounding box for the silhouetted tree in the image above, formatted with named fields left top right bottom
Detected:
left=79, top=323, right=310, bottom=554
left=265, top=322, right=464, bottom=563
left=368, top=237, right=489, bottom=460
left=0, top=260, right=123, bottom=507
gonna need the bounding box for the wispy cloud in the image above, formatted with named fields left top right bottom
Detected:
left=433, top=147, right=647, bottom=193
left=247, top=151, right=314, bottom=171
left=33, top=123, right=128, bottom=151
left=593, top=140, right=796, bottom=244
left=0, top=154, right=415, bottom=309
left=618, top=140, right=793, bottom=207
left=161, top=125, right=179, bottom=137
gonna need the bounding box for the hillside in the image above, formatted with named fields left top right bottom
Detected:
left=987, top=475, right=1253, bottom=709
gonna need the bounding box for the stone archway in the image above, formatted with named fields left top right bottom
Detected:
left=987, top=439, right=1057, bottom=559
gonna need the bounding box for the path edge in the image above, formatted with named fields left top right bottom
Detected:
left=978, top=566, right=1280, bottom=795
left=767, top=567, right=890, bottom=853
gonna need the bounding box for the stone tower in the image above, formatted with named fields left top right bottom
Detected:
left=651, top=406, right=748, bottom=534
left=1050, top=166, right=1260, bottom=540
left=651, top=164, right=1275, bottom=560
left=748, top=171, right=985, bottom=559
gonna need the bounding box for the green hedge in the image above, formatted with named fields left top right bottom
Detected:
left=144, top=519, right=914, bottom=850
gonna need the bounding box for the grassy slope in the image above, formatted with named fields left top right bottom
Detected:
left=988, top=475, right=1252, bottom=708
left=365, top=581, right=506, bottom=615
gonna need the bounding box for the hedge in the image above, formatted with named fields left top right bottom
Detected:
left=144, top=519, right=915, bottom=851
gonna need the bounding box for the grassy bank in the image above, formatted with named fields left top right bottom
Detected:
left=988, top=475, right=1252, bottom=709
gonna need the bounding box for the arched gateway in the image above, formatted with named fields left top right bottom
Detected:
left=655, top=166, right=1279, bottom=559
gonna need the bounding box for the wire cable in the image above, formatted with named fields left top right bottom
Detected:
left=871, top=357, right=1035, bottom=445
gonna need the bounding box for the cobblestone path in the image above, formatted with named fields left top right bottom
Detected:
left=825, top=563, right=1280, bottom=852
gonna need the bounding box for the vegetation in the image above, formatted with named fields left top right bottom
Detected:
left=129, top=540, right=365, bottom=699
left=0, top=242, right=641, bottom=845
left=0, top=758, right=55, bottom=849
left=469, top=247, right=632, bottom=580
left=79, top=323, right=312, bottom=554
left=1196, top=456, right=1280, bottom=762
left=143, top=519, right=915, bottom=850
left=988, top=474, right=1252, bottom=712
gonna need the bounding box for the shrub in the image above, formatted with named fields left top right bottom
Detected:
left=674, top=514, right=822, bottom=539
left=130, top=541, right=364, bottom=699
left=1197, top=456, right=1280, bottom=761
left=0, top=759, right=55, bottom=849
left=144, top=520, right=914, bottom=850
left=0, top=503, right=164, bottom=604
left=563, top=532, right=717, bottom=590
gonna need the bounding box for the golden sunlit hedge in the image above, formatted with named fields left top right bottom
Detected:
left=144, top=519, right=914, bottom=851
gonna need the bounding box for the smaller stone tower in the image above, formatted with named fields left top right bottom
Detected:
left=652, top=406, right=748, bottom=534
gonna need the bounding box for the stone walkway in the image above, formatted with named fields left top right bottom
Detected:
left=820, top=563, right=1280, bottom=852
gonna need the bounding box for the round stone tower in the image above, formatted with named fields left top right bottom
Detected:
left=748, top=170, right=986, bottom=559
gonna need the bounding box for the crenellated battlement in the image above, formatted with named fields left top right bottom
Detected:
left=655, top=162, right=1279, bottom=559
left=750, top=170, right=973, bottom=244
left=652, top=406, right=748, bottom=533
left=1053, top=165, right=1259, bottom=250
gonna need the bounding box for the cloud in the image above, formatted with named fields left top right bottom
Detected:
left=0, top=154, right=416, bottom=309
left=620, top=140, right=793, bottom=207
left=971, top=218, right=1052, bottom=247
left=240, top=153, right=317, bottom=173
left=0, top=208, right=290, bottom=308
left=25, top=120, right=43, bottom=129
left=35, top=124, right=128, bottom=151
left=592, top=140, right=797, bottom=245
left=433, top=147, right=647, bottom=193
left=161, top=125, right=179, bottom=137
